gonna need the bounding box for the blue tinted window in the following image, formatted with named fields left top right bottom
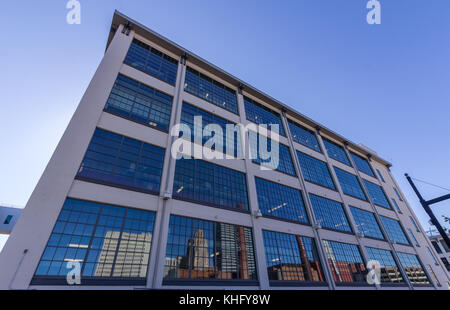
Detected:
left=408, top=229, right=420, bottom=246
left=173, top=158, right=248, bottom=211
left=180, top=102, right=241, bottom=157
left=288, top=121, right=320, bottom=152
left=244, top=97, right=285, bottom=136
left=322, top=240, right=366, bottom=283
left=376, top=169, right=386, bottom=183
left=323, top=139, right=350, bottom=165
left=33, top=198, right=156, bottom=285
left=363, top=180, right=391, bottom=209
left=309, top=194, right=351, bottom=233
left=393, top=187, right=403, bottom=201
left=78, top=128, right=165, bottom=194
left=262, top=230, right=324, bottom=282
left=380, top=216, right=410, bottom=245
left=365, top=247, right=404, bottom=283
left=124, top=39, right=178, bottom=85
left=350, top=153, right=375, bottom=177
left=164, top=215, right=257, bottom=281
left=4, top=215, right=13, bottom=225
left=250, top=134, right=296, bottom=176
left=397, top=252, right=430, bottom=285
left=334, top=167, right=367, bottom=200
left=409, top=216, right=420, bottom=232
left=391, top=198, right=402, bottom=213
left=105, top=74, right=173, bottom=132
left=350, top=207, right=384, bottom=240
left=184, top=66, right=238, bottom=114
left=297, top=152, right=335, bottom=189
left=255, top=177, right=309, bottom=224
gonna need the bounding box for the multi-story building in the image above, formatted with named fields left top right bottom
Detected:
left=429, top=234, right=450, bottom=274
left=0, top=10, right=448, bottom=290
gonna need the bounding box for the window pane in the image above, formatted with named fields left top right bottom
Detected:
left=322, top=240, right=366, bottom=283
left=380, top=216, right=410, bottom=245
left=323, top=139, right=350, bottom=165
left=363, top=180, right=392, bottom=209
left=164, top=215, right=257, bottom=281
left=33, top=199, right=156, bottom=284
left=365, top=247, right=404, bottom=283
left=397, top=252, right=430, bottom=285
left=124, top=39, right=178, bottom=85
left=244, top=96, right=285, bottom=136
left=105, top=74, right=173, bottom=132
left=173, top=158, right=249, bottom=211
left=310, top=194, right=351, bottom=233
left=288, top=121, right=321, bottom=152
left=255, top=177, right=309, bottom=224
left=77, top=128, right=165, bottom=194
left=250, top=133, right=296, bottom=176
left=350, top=152, right=375, bottom=177
left=297, top=152, right=335, bottom=189
left=350, top=207, right=384, bottom=240
left=334, top=167, right=367, bottom=200
left=184, top=67, right=238, bottom=114
left=262, top=230, right=324, bottom=282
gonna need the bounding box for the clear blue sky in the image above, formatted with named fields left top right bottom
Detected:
left=1, top=1, right=449, bottom=250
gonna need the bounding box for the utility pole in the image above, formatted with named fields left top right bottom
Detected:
left=405, top=173, right=450, bottom=249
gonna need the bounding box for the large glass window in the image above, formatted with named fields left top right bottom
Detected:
left=163, top=215, right=257, bottom=282
left=288, top=121, right=321, bottom=152
left=244, top=97, right=285, bottom=136
left=309, top=194, right=352, bottom=233
left=350, top=152, right=375, bottom=177
left=173, top=158, right=249, bottom=211
left=105, top=74, right=173, bottom=132
left=397, top=252, right=430, bottom=285
left=124, top=39, right=178, bottom=85
left=323, top=139, right=350, bottom=166
left=334, top=167, right=367, bottom=200
left=250, top=134, right=296, bottom=176
left=350, top=207, right=384, bottom=240
left=262, top=230, right=324, bottom=283
left=254, top=177, right=309, bottom=224
left=33, top=198, right=156, bottom=285
left=297, top=152, right=335, bottom=189
left=365, top=247, right=404, bottom=284
left=184, top=66, right=238, bottom=114
left=322, top=240, right=366, bottom=284
left=180, top=102, right=241, bottom=157
left=380, top=216, right=410, bottom=245
left=77, top=128, right=165, bottom=194
left=363, top=180, right=392, bottom=209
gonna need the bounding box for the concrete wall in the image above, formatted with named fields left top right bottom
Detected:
left=0, top=206, right=22, bottom=235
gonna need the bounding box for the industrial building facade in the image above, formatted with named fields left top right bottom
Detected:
left=0, top=11, right=448, bottom=290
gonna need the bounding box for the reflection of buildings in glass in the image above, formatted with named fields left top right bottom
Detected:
left=176, top=225, right=252, bottom=280
left=379, top=266, right=403, bottom=283
left=323, top=242, right=365, bottom=283
left=267, top=236, right=323, bottom=282
left=94, top=230, right=152, bottom=278
left=403, top=266, right=429, bottom=284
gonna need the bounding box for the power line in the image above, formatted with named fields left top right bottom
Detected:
left=411, top=177, right=450, bottom=193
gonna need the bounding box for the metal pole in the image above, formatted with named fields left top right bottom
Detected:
left=405, top=173, right=450, bottom=249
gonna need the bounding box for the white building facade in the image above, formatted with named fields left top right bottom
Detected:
left=0, top=11, right=448, bottom=290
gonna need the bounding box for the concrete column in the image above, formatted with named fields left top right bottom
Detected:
left=0, top=25, right=134, bottom=290
left=149, top=56, right=187, bottom=289
left=314, top=129, right=379, bottom=290
left=343, top=145, right=413, bottom=290
left=280, top=112, right=336, bottom=290
left=236, top=90, right=270, bottom=289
